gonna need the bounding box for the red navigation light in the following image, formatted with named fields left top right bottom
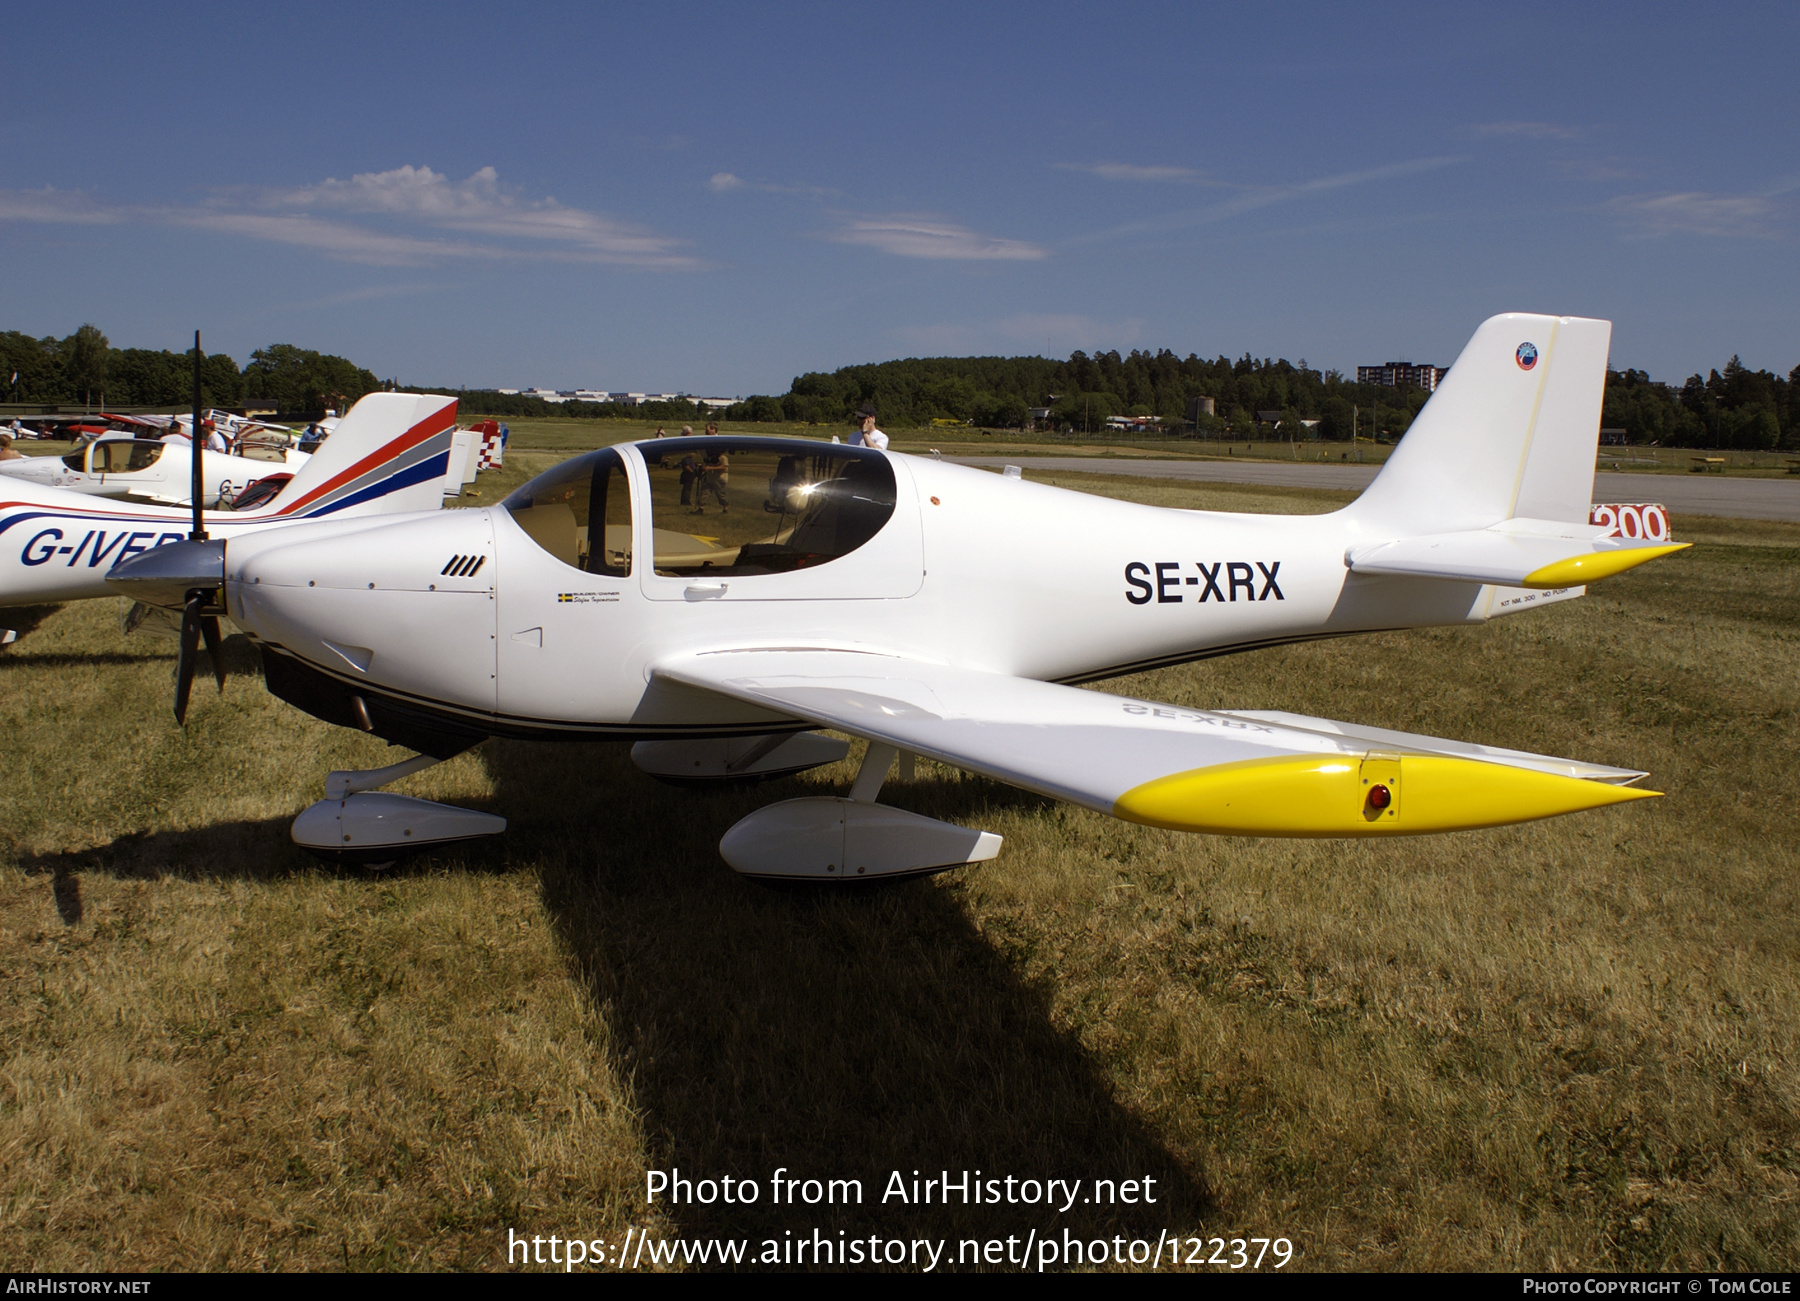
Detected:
left=1368, top=783, right=1392, bottom=811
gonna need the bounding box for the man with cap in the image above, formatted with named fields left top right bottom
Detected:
left=849, top=402, right=888, bottom=451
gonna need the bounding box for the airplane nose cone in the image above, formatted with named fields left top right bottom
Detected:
left=107, top=537, right=224, bottom=608
left=229, top=510, right=499, bottom=713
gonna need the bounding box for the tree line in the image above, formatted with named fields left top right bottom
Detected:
left=716, top=349, right=1800, bottom=447
left=9, top=323, right=1796, bottom=447
left=2, top=326, right=383, bottom=415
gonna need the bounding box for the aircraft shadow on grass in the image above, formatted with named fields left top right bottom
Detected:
left=0, top=607, right=262, bottom=672
left=0, top=603, right=63, bottom=641
left=17, top=815, right=324, bottom=890
left=480, top=738, right=1213, bottom=1251
left=19, top=732, right=1214, bottom=1251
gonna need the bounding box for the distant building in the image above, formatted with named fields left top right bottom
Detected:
left=1357, top=361, right=1448, bottom=391
left=1185, top=396, right=1216, bottom=422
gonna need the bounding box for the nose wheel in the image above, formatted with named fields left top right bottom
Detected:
left=290, top=751, right=507, bottom=865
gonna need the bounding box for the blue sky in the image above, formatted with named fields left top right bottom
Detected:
left=3, top=1, right=1796, bottom=395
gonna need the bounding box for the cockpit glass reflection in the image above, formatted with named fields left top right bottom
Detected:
left=501, top=447, right=633, bottom=575
left=638, top=439, right=896, bottom=577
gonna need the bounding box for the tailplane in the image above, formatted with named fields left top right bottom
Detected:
left=256, top=393, right=458, bottom=519
left=1345, top=314, right=1688, bottom=588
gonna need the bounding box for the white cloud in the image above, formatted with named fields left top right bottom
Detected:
left=1072, top=155, right=1465, bottom=245
left=0, top=187, right=124, bottom=225
left=832, top=217, right=1046, bottom=261
left=0, top=166, right=698, bottom=269
left=707, top=171, right=839, bottom=198
left=167, top=211, right=489, bottom=266
left=1058, top=162, right=1204, bottom=182
left=1608, top=191, right=1778, bottom=237
left=261, top=165, right=695, bottom=267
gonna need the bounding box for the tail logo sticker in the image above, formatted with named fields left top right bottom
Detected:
left=1516, top=342, right=1538, bottom=370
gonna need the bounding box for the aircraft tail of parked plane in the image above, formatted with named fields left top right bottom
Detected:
left=1343, top=314, right=1685, bottom=589
left=256, top=393, right=459, bottom=519
left=0, top=392, right=460, bottom=609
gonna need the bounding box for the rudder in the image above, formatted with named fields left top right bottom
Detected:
left=259, top=393, right=459, bottom=519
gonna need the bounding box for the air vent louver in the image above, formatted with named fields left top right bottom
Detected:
left=440, top=554, right=487, bottom=578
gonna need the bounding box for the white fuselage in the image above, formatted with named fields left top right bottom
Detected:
left=224, top=442, right=1576, bottom=739
left=0, top=438, right=306, bottom=506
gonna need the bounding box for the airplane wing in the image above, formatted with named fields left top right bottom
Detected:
left=1347, top=519, right=1687, bottom=588
left=123, top=490, right=190, bottom=506
left=650, top=649, right=1657, bottom=837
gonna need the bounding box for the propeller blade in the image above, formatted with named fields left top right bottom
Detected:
left=174, top=597, right=201, bottom=725
left=191, top=330, right=205, bottom=542
left=199, top=609, right=226, bottom=692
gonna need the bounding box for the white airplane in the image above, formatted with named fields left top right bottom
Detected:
left=110, top=314, right=1689, bottom=878
left=1, top=391, right=462, bottom=611
left=0, top=432, right=309, bottom=507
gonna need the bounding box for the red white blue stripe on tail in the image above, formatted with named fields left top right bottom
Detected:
left=0, top=393, right=459, bottom=608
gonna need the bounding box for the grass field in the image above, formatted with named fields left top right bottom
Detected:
left=2, top=464, right=1797, bottom=1271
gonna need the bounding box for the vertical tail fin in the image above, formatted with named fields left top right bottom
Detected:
left=258, top=393, right=459, bottom=519
left=1349, top=313, right=1611, bottom=534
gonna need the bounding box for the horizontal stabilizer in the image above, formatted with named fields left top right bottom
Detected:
left=1348, top=519, right=1687, bottom=588
left=652, top=649, right=1657, bottom=838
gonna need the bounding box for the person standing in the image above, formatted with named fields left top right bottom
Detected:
left=0, top=433, right=22, bottom=461
left=849, top=402, right=887, bottom=451
left=697, top=441, right=729, bottom=514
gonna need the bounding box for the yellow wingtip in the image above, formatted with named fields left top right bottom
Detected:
left=1113, top=754, right=1661, bottom=838
left=1522, top=543, right=1690, bottom=589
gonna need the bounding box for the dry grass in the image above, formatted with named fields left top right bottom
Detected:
left=1, top=468, right=1796, bottom=1270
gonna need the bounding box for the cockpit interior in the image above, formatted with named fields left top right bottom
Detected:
left=502, top=437, right=898, bottom=579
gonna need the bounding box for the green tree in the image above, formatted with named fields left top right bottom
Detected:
left=1318, top=395, right=1355, bottom=441
left=0, top=332, right=65, bottom=403
left=63, top=324, right=110, bottom=405
left=243, top=344, right=379, bottom=413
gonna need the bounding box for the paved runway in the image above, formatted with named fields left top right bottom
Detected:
left=945, top=457, right=1800, bottom=522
